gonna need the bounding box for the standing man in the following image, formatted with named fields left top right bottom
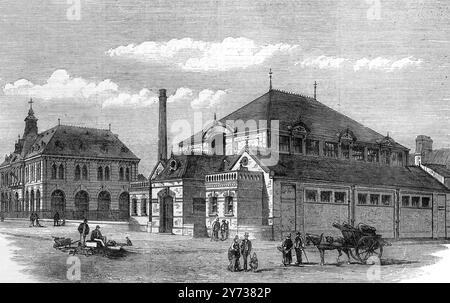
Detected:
left=240, top=232, right=252, bottom=271
left=53, top=211, right=60, bottom=227
left=294, top=231, right=305, bottom=265
left=228, top=235, right=241, bottom=272
left=280, top=233, right=293, bottom=266
left=211, top=217, right=220, bottom=241
left=220, top=220, right=229, bottom=241
left=78, top=219, right=90, bottom=245
left=29, top=212, right=35, bottom=227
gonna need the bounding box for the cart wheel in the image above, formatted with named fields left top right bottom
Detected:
left=355, top=236, right=383, bottom=264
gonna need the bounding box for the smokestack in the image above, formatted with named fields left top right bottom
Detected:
left=158, top=89, right=168, bottom=161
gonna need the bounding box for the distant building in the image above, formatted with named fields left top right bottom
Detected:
left=150, top=86, right=449, bottom=240
left=412, top=135, right=450, bottom=188
left=0, top=101, right=140, bottom=221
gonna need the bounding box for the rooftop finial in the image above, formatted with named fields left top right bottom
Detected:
left=314, top=81, right=317, bottom=100
left=58, top=118, right=61, bottom=126
left=213, top=112, right=217, bottom=121
left=269, top=68, right=273, bottom=91
left=109, top=123, right=111, bottom=131
left=28, top=98, right=33, bottom=109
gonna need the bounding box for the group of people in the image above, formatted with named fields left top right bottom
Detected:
left=29, top=212, right=42, bottom=227
left=53, top=211, right=65, bottom=227
left=77, top=219, right=107, bottom=247
left=210, top=217, right=229, bottom=241
left=279, top=232, right=306, bottom=266
left=228, top=232, right=258, bottom=272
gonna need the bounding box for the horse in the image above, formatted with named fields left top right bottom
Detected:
left=305, top=233, right=351, bottom=266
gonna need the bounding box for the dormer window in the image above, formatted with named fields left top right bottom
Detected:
left=306, top=139, right=319, bottom=156
left=279, top=136, right=290, bottom=152
left=352, top=145, right=365, bottom=161
left=323, top=142, right=338, bottom=158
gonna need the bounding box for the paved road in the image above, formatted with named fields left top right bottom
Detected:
left=0, top=220, right=446, bottom=282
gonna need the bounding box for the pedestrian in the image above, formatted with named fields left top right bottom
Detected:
left=249, top=252, right=259, bottom=272
left=53, top=211, right=60, bottom=226
left=29, top=212, right=35, bottom=227
left=211, top=217, right=220, bottom=241
left=77, top=219, right=90, bottom=245
left=228, top=235, right=241, bottom=272
left=35, top=212, right=41, bottom=227
left=279, top=233, right=293, bottom=266
left=294, top=231, right=305, bottom=265
left=240, top=232, right=252, bottom=271
left=220, top=219, right=229, bottom=241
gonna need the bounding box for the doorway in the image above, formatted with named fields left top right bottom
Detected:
left=160, top=195, right=173, bottom=233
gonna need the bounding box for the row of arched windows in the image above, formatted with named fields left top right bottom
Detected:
left=0, top=190, right=41, bottom=212
left=51, top=164, right=65, bottom=180
left=51, top=164, right=131, bottom=182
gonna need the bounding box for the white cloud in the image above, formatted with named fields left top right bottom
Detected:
left=3, top=69, right=119, bottom=100
left=295, top=55, right=423, bottom=72
left=190, top=89, right=228, bottom=109
left=3, top=70, right=222, bottom=109
left=106, top=37, right=299, bottom=72
left=295, top=55, right=349, bottom=69
left=353, top=56, right=423, bottom=72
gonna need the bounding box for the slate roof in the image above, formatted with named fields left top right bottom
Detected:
left=266, top=154, right=448, bottom=192
left=421, top=163, right=450, bottom=178
left=218, top=89, right=407, bottom=149
left=422, top=149, right=450, bottom=166
left=152, top=154, right=239, bottom=181
left=1, top=125, right=139, bottom=167
left=152, top=152, right=447, bottom=192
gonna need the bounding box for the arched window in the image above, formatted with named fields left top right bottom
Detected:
left=30, top=190, right=35, bottom=212
left=125, top=167, right=130, bottom=181
left=51, top=190, right=65, bottom=213
left=97, top=166, right=103, bottom=181
left=141, top=198, right=147, bottom=216
left=104, top=166, right=110, bottom=181
left=132, top=198, right=138, bottom=216
left=225, top=196, right=234, bottom=215
left=36, top=190, right=41, bottom=211
left=119, top=167, right=124, bottom=181
left=74, top=165, right=81, bottom=180
left=51, top=164, right=57, bottom=179
left=15, top=192, right=19, bottom=212
left=25, top=191, right=29, bottom=212
left=36, top=163, right=41, bottom=181
left=82, top=165, right=88, bottom=180
left=58, top=164, right=64, bottom=180
left=97, top=191, right=111, bottom=211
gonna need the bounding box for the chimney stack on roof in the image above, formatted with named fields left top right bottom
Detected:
left=414, top=135, right=433, bottom=166
left=158, top=89, right=168, bottom=161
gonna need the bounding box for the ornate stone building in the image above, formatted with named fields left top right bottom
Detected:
left=0, top=101, right=140, bottom=221
left=150, top=86, right=449, bottom=240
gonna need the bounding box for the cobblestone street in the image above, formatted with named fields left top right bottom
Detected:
left=0, top=220, right=447, bottom=283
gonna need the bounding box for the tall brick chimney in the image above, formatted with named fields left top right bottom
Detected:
left=415, top=135, right=433, bottom=165
left=158, top=89, right=168, bottom=161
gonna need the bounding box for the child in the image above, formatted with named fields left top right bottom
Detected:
left=250, top=252, right=258, bottom=272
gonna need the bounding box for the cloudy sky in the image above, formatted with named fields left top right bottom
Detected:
left=0, top=0, right=449, bottom=175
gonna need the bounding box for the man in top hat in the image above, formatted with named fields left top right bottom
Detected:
left=211, top=217, right=220, bottom=241
left=240, top=232, right=252, bottom=271
left=281, top=233, right=293, bottom=266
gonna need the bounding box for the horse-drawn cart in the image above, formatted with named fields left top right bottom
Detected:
left=332, top=222, right=390, bottom=264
